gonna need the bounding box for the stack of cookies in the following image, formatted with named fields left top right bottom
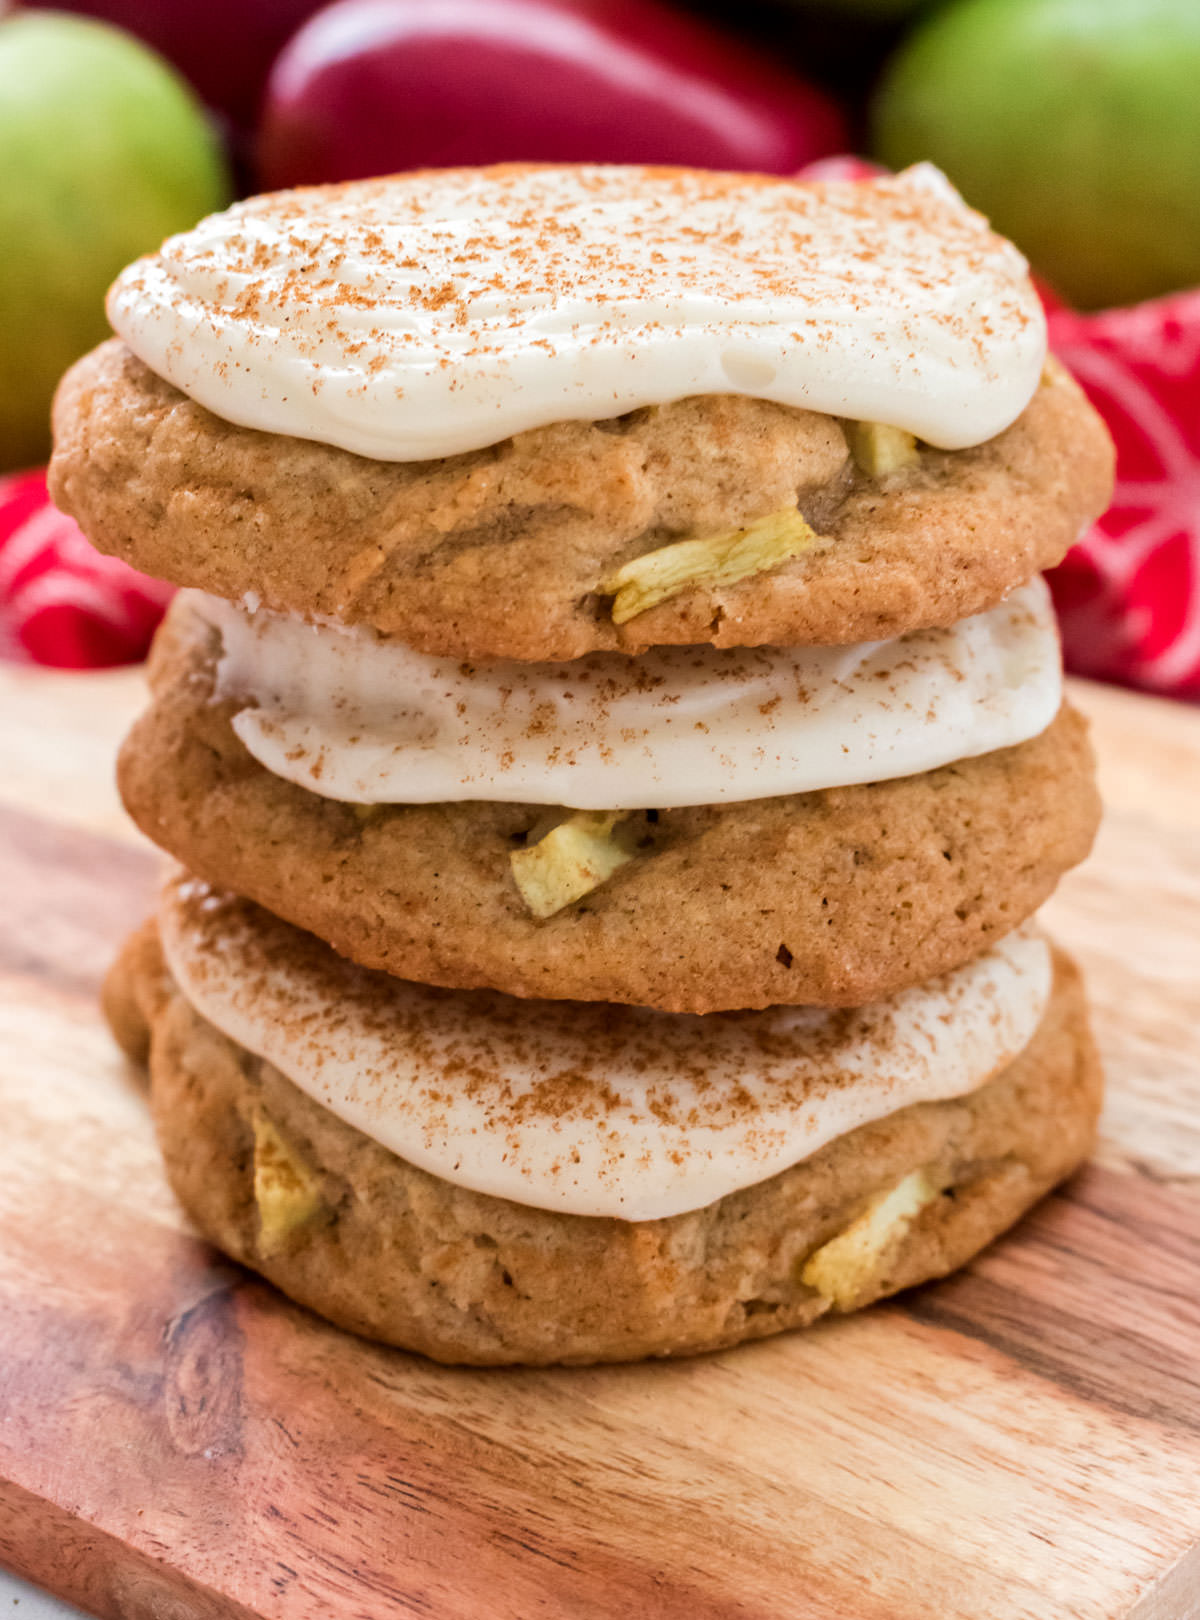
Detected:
left=50, top=164, right=1113, bottom=1365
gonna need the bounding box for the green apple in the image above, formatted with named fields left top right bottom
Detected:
left=0, top=13, right=229, bottom=469
left=872, top=0, right=1200, bottom=309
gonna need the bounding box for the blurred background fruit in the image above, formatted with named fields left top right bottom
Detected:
left=0, top=13, right=229, bottom=471
left=678, top=0, right=931, bottom=135
left=872, top=0, right=1200, bottom=309
left=258, top=0, right=846, bottom=188
left=19, top=0, right=328, bottom=134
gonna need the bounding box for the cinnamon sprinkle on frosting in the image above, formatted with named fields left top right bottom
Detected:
left=160, top=874, right=1053, bottom=1222
left=108, top=163, right=1046, bottom=462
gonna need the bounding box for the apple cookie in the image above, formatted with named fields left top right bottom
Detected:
left=106, top=880, right=1102, bottom=1366
left=117, top=590, right=1100, bottom=1012
left=56, top=161, right=1111, bottom=1362
left=52, top=337, right=1110, bottom=663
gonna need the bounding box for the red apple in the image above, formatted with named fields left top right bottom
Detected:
left=257, top=0, right=847, bottom=187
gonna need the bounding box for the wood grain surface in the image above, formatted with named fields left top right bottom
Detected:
left=0, top=664, right=1197, bottom=1620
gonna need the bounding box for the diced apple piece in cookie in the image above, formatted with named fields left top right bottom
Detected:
left=600, top=506, right=824, bottom=625
left=510, top=811, right=638, bottom=918
left=1042, top=354, right=1070, bottom=388
left=252, top=1110, right=325, bottom=1256
left=800, top=1167, right=943, bottom=1309
left=845, top=420, right=920, bottom=477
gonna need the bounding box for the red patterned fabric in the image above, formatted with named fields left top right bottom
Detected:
left=1045, top=294, right=1200, bottom=700
left=0, top=469, right=172, bottom=668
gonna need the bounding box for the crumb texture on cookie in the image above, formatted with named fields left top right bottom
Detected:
left=110, top=927, right=1101, bottom=1364
left=50, top=343, right=1113, bottom=660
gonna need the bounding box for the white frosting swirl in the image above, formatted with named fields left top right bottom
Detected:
left=200, top=578, right=1060, bottom=810
left=160, top=877, right=1053, bottom=1222
left=108, top=164, right=1046, bottom=462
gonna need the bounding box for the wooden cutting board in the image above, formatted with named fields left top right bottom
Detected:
left=0, top=664, right=1197, bottom=1620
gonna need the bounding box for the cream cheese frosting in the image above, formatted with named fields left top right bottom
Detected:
left=200, top=577, right=1061, bottom=810
left=160, top=876, right=1053, bottom=1222
left=107, top=164, right=1046, bottom=462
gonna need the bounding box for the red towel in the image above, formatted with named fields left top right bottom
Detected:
left=0, top=468, right=172, bottom=668
left=1046, top=293, right=1200, bottom=700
